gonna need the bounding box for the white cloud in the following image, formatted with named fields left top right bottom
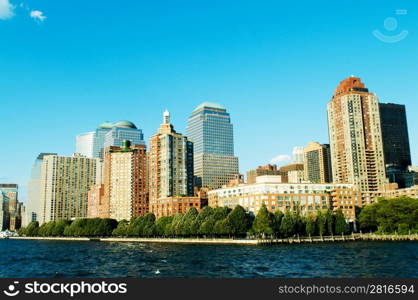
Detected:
left=0, top=0, right=15, bottom=20
left=30, top=10, right=46, bottom=22
left=270, top=154, right=291, bottom=165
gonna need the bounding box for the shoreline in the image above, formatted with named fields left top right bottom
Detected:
left=7, top=234, right=418, bottom=245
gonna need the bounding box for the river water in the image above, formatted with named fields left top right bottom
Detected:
left=1, top=239, right=417, bottom=278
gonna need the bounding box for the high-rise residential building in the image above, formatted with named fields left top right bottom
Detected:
left=292, top=147, right=305, bottom=164
left=39, top=154, right=100, bottom=224
left=379, top=103, right=413, bottom=188
left=101, top=140, right=148, bottom=221
left=327, top=76, right=386, bottom=191
left=246, top=164, right=280, bottom=184
left=279, top=163, right=305, bottom=183
left=76, top=121, right=145, bottom=159
left=187, top=102, right=239, bottom=190
left=0, top=184, right=22, bottom=231
left=149, top=111, right=194, bottom=203
left=26, top=153, right=57, bottom=226
left=303, top=142, right=332, bottom=184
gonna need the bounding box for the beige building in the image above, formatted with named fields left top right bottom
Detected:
left=327, top=76, right=386, bottom=191
left=280, top=163, right=305, bottom=183
left=148, top=111, right=194, bottom=207
left=247, top=164, right=280, bottom=184
left=39, top=154, right=100, bottom=224
left=208, top=177, right=355, bottom=219
left=303, top=142, right=332, bottom=183
left=101, top=141, right=148, bottom=221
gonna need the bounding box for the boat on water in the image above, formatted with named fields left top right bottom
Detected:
left=0, top=230, right=17, bottom=239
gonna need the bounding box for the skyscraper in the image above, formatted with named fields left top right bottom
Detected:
left=26, top=153, right=57, bottom=225
left=0, top=184, right=21, bottom=231
left=101, top=140, right=148, bottom=221
left=292, top=147, right=305, bottom=164
left=379, top=103, right=412, bottom=188
left=39, top=154, right=100, bottom=224
left=76, top=121, right=145, bottom=159
left=303, top=142, right=332, bottom=183
left=149, top=111, right=194, bottom=202
left=187, top=102, right=239, bottom=190
left=327, top=76, right=386, bottom=191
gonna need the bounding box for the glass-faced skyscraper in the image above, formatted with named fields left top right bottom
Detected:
left=76, top=121, right=145, bottom=159
left=379, top=103, right=412, bottom=187
left=187, top=102, right=239, bottom=190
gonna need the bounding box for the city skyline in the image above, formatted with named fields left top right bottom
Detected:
left=1, top=0, right=418, bottom=203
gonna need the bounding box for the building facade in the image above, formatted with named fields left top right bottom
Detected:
left=292, top=146, right=305, bottom=164
left=303, top=142, right=332, bottom=184
left=187, top=102, right=239, bottom=190
left=0, top=184, right=22, bottom=231
left=279, top=163, right=304, bottom=183
left=39, top=154, right=100, bottom=224
left=208, top=180, right=355, bottom=219
left=246, top=164, right=280, bottom=184
left=102, top=141, right=148, bottom=221
left=149, top=111, right=194, bottom=215
left=76, top=120, right=145, bottom=159
left=26, top=153, right=57, bottom=226
left=327, top=76, right=386, bottom=191
left=379, top=103, right=412, bottom=188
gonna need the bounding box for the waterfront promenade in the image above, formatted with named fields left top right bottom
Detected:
left=9, top=233, right=418, bottom=245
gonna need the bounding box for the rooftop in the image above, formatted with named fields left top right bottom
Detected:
left=193, top=101, right=226, bottom=112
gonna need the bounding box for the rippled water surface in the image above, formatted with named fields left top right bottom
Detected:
left=1, top=240, right=417, bottom=278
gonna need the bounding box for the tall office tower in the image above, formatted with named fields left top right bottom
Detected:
left=247, top=164, right=280, bottom=184
left=101, top=141, right=148, bottom=221
left=292, top=147, right=305, bottom=164
left=39, top=154, right=100, bottom=224
left=187, top=102, right=239, bottom=190
left=303, top=142, right=333, bottom=183
left=327, top=76, right=386, bottom=191
left=76, top=121, right=145, bottom=159
left=26, top=153, right=57, bottom=225
left=76, top=131, right=95, bottom=158
left=149, top=111, right=194, bottom=202
left=379, top=103, right=412, bottom=188
left=0, top=184, right=20, bottom=231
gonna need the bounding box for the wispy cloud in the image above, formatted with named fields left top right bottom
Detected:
left=30, top=10, right=46, bottom=22
left=0, top=0, right=15, bottom=20
left=270, top=154, right=291, bottom=165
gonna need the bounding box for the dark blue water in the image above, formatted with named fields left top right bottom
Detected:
left=0, top=240, right=417, bottom=278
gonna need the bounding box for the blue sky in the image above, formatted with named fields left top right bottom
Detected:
left=1, top=0, right=417, bottom=202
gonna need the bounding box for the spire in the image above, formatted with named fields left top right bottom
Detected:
left=163, top=109, right=170, bottom=124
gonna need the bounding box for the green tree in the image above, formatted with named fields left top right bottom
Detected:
left=155, top=216, right=173, bottom=237
left=199, top=216, right=216, bottom=236
left=358, top=205, right=378, bottom=232
left=325, top=209, right=335, bottom=236
left=305, top=216, right=316, bottom=236
left=25, top=221, right=39, bottom=236
left=112, top=220, right=129, bottom=237
left=51, top=220, right=71, bottom=237
left=316, top=210, right=327, bottom=237
left=279, top=210, right=297, bottom=237
left=252, top=204, right=274, bottom=236
left=273, top=211, right=284, bottom=236
left=213, top=218, right=233, bottom=237
left=334, top=209, right=348, bottom=235
left=179, top=207, right=199, bottom=237
left=226, top=205, right=250, bottom=237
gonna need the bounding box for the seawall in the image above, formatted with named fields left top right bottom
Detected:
left=8, top=234, right=418, bottom=245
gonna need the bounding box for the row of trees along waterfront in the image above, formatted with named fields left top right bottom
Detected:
left=19, top=204, right=352, bottom=238
left=358, top=197, right=418, bottom=234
